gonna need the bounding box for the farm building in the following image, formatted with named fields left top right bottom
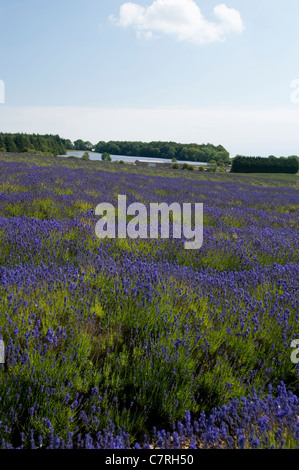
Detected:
left=135, top=160, right=173, bottom=168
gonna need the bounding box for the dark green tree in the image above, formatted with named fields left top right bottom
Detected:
left=4, top=135, right=18, bottom=152
left=81, top=152, right=90, bottom=160
left=101, top=152, right=112, bottom=162
left=0, top=134, right=6, bottom=151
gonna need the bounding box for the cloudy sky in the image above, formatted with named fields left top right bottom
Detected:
left=0, top=0, right=299, bottom=156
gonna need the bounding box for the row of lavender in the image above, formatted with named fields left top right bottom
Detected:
left=0, top=158, right=298, bottom=448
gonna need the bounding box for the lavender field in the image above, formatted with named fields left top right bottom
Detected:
left=0, top=155, right=298, bottom=449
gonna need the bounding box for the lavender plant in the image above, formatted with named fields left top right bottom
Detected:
left=0, top=157, right=298, bottom=448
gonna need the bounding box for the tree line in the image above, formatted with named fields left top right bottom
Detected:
left=1, top=134, right=298, bottom=174
left=0, top=134, right=230, bottom=164
left=0, top=133, right=69, bottom=156
left=231, top=155, right=299, bottom=174
left=92, top=140, right=230, bottom=163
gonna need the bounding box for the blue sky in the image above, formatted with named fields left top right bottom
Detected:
left=0, top=0, right=299, bottom=156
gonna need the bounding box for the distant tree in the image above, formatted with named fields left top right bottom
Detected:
left=101, top=152, right=112, bottom=162
left=188, top=147, right=201, bottom=161
left=83, top=141, right=93, bottom=151
left=91, top=140, right=230, bottom=163
left=0, top=134, right=6, bottom=151
left=74, top=140, right=84, bottom=150
left=160, top=143, right=176, bottom=159
left=107, top=143, right=121, bottom=155
left=231, top=155, right=299, bottom=174
left=74, top=140, right=92, bottom=151
left=0, top=133, right=67, bottom=155
left=145, top=146, right=161, bottom=159
left=81, top=152, right=90, bottom=160
left=214, top=150, right=230, bottom=163
left=4, top=135, right=18, bottom=153
left=94, top=141, right=106, bottom=153
left=182, top=163, right=191, bottom=170
left=22, top=147, right=35, bottom=153
left=63, top=139, right=74, bottom=150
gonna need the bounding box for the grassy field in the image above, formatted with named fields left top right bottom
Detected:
left=232, top=172, right=299, bottom=184
left=0, top=152, right=298, bottom=188
left=0, top=152, right=298, bottom=449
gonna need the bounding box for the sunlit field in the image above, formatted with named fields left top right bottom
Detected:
left=0, top=154, right=298, bottom=449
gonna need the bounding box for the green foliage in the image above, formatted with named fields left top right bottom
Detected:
left=205, top=165, right=217, bottom=173
left=74, top=140, right=93, bottom=151
left=94, top=140, right=230, bottom=164
left=119, top=160, right=125, bottom=164
left=0, top=133, right=67, bottom=156
left=63, top=139, right=74, bottom=150
left=101, top=152, right=112, bottom=162
left=182, top=163, right=194, bottom=171
left=22, top=147, right=36, bottom=153
left=0, top=134, right=231, bottom=165
left=199, top=166, right=205, bottom=172
left=4, top=135, right=18, bottom=152
left=0, top=134, right=6, bottom=151
left=232, top=155, right=299, bottom=174
left=81, top=152, right=90, bottom=161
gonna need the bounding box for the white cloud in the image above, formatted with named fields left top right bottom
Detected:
left=1, top=105, right=299, bottom=157
left=109, top=0, right=244, bottom=45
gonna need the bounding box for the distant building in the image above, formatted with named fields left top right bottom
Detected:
left=135, top=159, right=173, bottom=168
